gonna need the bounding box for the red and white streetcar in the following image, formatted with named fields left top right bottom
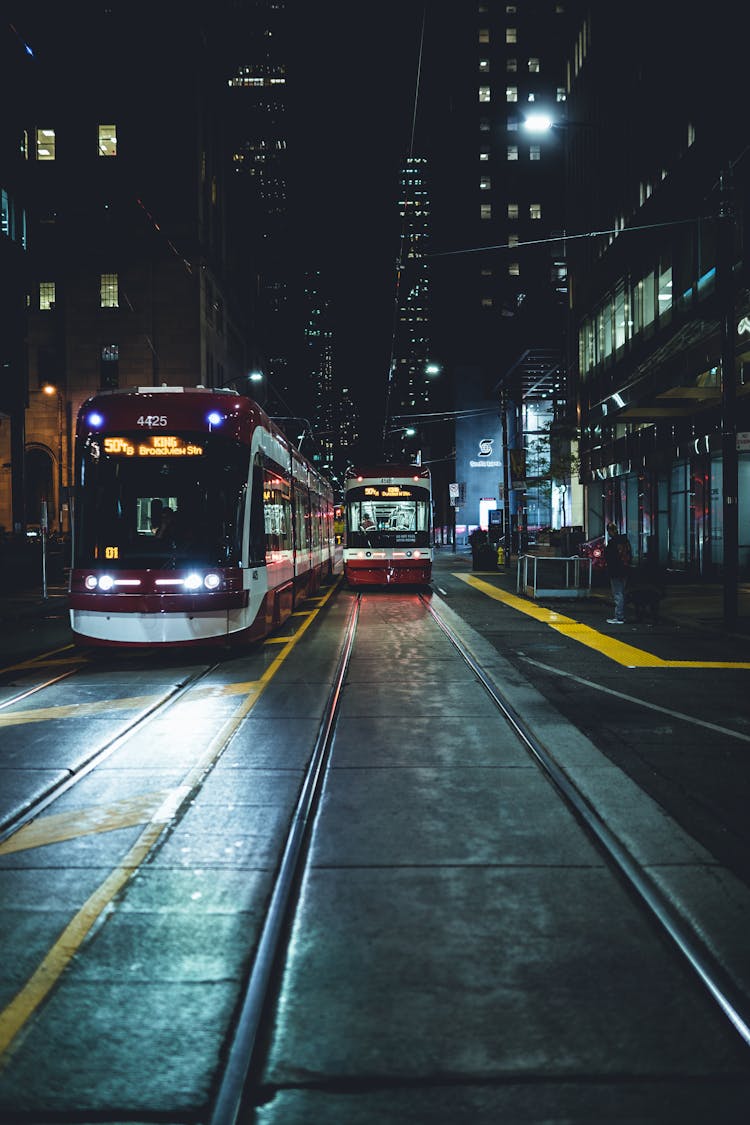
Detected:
left=69, top=386, right=339, bottom=647
left=343, top=464, right=433, bottom=587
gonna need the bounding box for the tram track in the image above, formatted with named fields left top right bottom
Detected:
left=208, top=592, right=361, bottom=1125
left=0, top=659, right=224, bottom=846
left=2, top=582, right=749, bottom=1121
left=420, top=591, right=750, bottom=1050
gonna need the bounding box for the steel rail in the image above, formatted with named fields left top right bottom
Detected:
left=423, top=594, right=750, bottom=1049
left=0, top=667, right=79, bottom=710
left=0, top=661, right=221, bottom=846
left=209, top=594, right=361, bottom=1125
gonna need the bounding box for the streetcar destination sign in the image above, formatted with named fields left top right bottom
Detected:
left=363, top=485, right=414, bottom=498
left=103, top=436, right=204, bottom=457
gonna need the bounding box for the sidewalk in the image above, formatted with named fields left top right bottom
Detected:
left=0, top=587, right=69, bottom=625
left=434, top=546, right=750, bottom=640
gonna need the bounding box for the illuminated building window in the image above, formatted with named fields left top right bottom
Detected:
left=506, top=28, right=517, bottom=44
left=557, top=86, right=567, bottom=102
left=39, top=281, right=56, bottom=310
left=508, top=262, right=520, bottom=276
left=100, top=273, right=119, bottom=308
left=480, top=203, right=492, bottom=219
left=36, top=127, right=56, bottom=160
left=481, top=296, right=493, bottom=308
left=479, top=58, right=490, bottom=72
left=507, top=58, right=517, bottom=72
left=479, top=28, right=490, bottom=43
left=507, top=145, right=518, bottom=161
left=529, top=203, right=542, bottom=219
left=479, top=86, right=491, bottom=102
left=479, top=149, right=490, bottom=161
left=530, top=144, right=541, bottom=160
left=509, top=233, right=519, bottom=247
left=480, top=176, right=491, bottom=190
left=507, top=202, right=519, bottom=219
left=100, top=343, right=119, bottom=389
left=506, top=86, right=518, bottom=102
left=98, top=124, right=117, bottom=156
left=528, top=57, right=540, bottom=72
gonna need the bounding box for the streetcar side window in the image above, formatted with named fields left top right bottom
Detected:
left=263, top=466, right=292, bottom=554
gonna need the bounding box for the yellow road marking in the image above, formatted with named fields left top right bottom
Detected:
left=455, top=573, right=750, bottom=669
left=0, top=646, right=84, bottom=675
left=0, top=584, right=333, bottom=1059
left=0, top=790, right=174, bottom=855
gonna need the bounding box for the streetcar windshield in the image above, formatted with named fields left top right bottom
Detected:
left=73, top=433, right=250, bottom=568
left=346, top=490, right=430, bottom=545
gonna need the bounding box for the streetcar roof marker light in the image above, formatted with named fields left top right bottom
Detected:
left=88, top=412, right=104, bottom=428
left=207, top=411, right=223, bottom=426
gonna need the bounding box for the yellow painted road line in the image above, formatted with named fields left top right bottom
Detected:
left=0, top=586, right=332, bottom=1060
left=0, top=646, right=84, bottom=675
left=0, top=790, right=174, bottom=856
left=455, top=573, right=750, bottom=669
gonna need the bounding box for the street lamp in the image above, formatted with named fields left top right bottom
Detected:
left=42, top=382, right=67, bottom=533
left=523, top=112, right=555, bottom=134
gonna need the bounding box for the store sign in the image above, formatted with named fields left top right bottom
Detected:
left=470, top=437, right=501, bottom=468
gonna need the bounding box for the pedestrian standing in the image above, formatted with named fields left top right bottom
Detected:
left=605, top=522, right=632, bottom=624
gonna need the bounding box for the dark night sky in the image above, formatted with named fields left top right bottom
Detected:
left=292, top=2, right=435, bottom=456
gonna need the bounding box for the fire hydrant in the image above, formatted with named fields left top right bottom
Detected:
left=497, top=545, right=505, bottom=568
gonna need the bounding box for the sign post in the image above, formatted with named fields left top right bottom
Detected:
left=40, top=499, right=49, bottom=599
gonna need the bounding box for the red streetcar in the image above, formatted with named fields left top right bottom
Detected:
left=343, top=464, right=433, bottom=587
left=69, top=386, right=339, bottom=647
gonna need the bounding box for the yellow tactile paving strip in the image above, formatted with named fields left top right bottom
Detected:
left=455, top=574, right=750, bottom=670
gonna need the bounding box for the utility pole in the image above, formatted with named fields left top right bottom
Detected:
left=500, top=389, right=512, bottom=566
left=718, top=169, right=738, bottom=628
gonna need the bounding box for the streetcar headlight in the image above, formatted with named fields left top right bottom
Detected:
left=406, top=550, right=413, bottom=557
left=204, top=572, right=221, bottom=590
left=184, top=573, right=202, bottom=590
left=207, top=411, right=223, bottom=426
left=84, top=574, right=98, bottom=590
left=98, top=575, right=114, bottom=591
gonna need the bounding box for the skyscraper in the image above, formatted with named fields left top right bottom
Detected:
left=223, top=0, right=295, bottom=416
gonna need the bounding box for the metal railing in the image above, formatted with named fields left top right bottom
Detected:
left=517, top=554, right=592, bottom=599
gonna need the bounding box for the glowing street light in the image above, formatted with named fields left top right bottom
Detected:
left=523, top=112, right=555, bottom=134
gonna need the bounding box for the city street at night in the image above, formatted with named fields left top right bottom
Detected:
left=2, top=2, right=750, bottom=1122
